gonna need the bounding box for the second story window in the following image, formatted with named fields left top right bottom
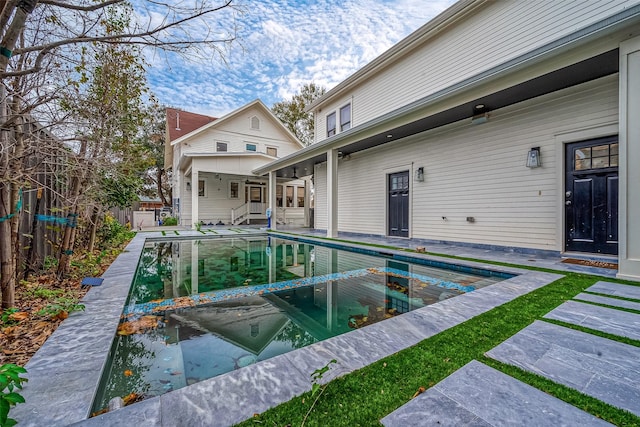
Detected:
left=266, top=147, right=277, bottom=157
left=216, top=141, right=227, bottom=152
left=327, top=112, right=336, bottom=137
left=246, top=143, right=257, bottom=152
left=340, top=104, right=351, bottom=131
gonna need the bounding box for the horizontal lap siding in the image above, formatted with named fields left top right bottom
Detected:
left=317, top=76, right=618, bottom=250
left=314, top=0, right=632, bottom=142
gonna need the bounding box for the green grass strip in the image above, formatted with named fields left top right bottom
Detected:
left=238, top=273, right=640, bottom=426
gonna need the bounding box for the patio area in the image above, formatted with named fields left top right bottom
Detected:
left=10, top=226, right=635, bottom=426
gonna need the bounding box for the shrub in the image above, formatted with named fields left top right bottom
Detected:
left=162, top=217, right=177, bottom=226
left=97, top=213, right=135, bottom=250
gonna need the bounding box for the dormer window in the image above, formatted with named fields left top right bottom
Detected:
left=251, top=116, right=260, bottom=130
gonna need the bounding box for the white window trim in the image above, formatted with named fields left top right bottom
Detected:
left=339, top=103, right=351, bottom=132
left=326, top=111, right=336, bottom=137
left=250, top=115, right=260, bottom=130
left=229, top=180, right=240, bottom=199
left=266, top=146, right=278, bottom=157
left=215, top=140, right=229, bottom=152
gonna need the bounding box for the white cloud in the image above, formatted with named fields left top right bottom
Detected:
left=143, top=0, right=457, bottom=117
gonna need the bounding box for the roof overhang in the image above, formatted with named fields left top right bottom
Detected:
left=179, top=152, right=276, bottom=172
left=253, top=5, right=640, bottom=179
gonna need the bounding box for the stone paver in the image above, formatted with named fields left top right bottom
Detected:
left=575, top=292, right=640, bottom=312
left=586, top=281, right=640, bottom=300
left=544, top=300, right=640, bottom=341
left=381, top=360, right=612, bottom=427
left=487, top=320, right=640, bottom=417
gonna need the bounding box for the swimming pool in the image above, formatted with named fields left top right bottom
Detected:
left=92, top=236, right=511, bottom=413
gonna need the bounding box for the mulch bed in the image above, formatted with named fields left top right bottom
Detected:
left=561, top=258, right=618, bottom=270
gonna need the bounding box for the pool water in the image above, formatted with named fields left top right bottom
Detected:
left=92, top=236, right=508, bottom=412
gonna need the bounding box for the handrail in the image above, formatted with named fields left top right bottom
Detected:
left=231, top=202, right=249, bottom=224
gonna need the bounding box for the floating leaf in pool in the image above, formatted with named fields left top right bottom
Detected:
left=124, top=370, right=133, bottom=377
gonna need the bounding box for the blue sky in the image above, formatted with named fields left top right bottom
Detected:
left=141, top=0, right=457, bottom=117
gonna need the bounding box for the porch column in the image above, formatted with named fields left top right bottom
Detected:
left=304, top=176, right=311, bottom=228
left=618, top=35, right=640, bottom=280
left=268, top=170, right=277, bottom=230
left=191, top=169, right=199, bottom=229
left=327, top=148, right=338, bottom=238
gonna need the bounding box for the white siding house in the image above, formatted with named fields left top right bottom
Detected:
left=253, top=0, right=640, bottom=281
left=168, top=100, right=308, bottom=227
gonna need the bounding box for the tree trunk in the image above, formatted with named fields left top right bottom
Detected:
left=57, top=140, right=86, bottom=278
left=87, top=205, right=100, bottom=253
left=0, top=184, right=15, bottom=308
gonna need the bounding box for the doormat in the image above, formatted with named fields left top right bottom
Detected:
left=561, top=258, right=618, bottom=269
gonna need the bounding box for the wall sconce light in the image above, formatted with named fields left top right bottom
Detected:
left=186, top=181, right=191, bottom=191
left=415, top=166, right=425, bottom=182
left=526, top=147, right=542, bottom=168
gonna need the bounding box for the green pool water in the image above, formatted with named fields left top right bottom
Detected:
left=92, top=236, right=508, bottom=412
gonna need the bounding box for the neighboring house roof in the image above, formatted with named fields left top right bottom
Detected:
left=166, top=108, right=217, bottom=142
left=170, top=99, right=304, bottom=149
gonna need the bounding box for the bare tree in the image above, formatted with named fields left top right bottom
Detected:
left=0, top=0, right=240, bottom=308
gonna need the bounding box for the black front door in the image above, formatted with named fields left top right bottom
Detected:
left=565, top=137, right=618, bottom=255
left=388, top=171, right=409, bottom=237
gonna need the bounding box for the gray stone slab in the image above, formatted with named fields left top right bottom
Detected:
left=159, top=353, right=310, bottom=427
left=544, top=300, right=640, bottom=340
left=487, top=321, right=640, bottom=417
left=587, top=281, right=640, bottom=301
left=382, top=388, right=492, bottom=426
left=383, top=360, right=611, bottom=427
left=575, top=292, right=640, bottom=311
left=69, top=397, right=162, bottom=427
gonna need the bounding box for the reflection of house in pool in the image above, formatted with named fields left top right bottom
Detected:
left=169, top=297, right=290, bottom=355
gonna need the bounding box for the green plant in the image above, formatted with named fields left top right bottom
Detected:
left=0, top=364, right=27, bottom=427
left=97, top=212, right=135, bottom=250
left=195, top=221, right=202, bottom=232
left=0, top=309, right=19, bottom=326
left=36, top=297, right=85, bottom=319
left=43, top=255, right=58, bottom=271
left=24, top=287, right=64, bottom=300
left=162, top=217, right=177, bottom=226
left=301, top=359, right=337, bottom=426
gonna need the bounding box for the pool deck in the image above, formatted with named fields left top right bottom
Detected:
left=11, top=226, right=633, bottom=426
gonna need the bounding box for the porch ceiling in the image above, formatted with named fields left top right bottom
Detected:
left=269, top=49, right=619, bottom=179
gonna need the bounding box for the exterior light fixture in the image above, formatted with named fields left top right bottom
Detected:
left=415, top=166, right=425, bottom=182
left=186, top=181, right=191, bottom=191
left=291, top=167, right=299, bottom=179
left=526, top=147, right=542, bottom=168
left=471, top=103, right=489, bottom=125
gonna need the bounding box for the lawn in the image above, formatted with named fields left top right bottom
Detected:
left=238, top=250, right=640, bottom=427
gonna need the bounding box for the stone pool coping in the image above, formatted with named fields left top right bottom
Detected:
left=12, top=230, right=562, bottom=426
